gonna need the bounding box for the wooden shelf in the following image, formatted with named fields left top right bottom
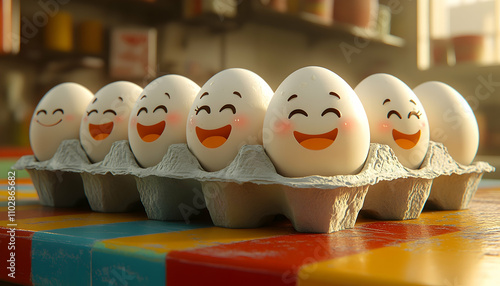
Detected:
left=241, top=2, right=405, bottom=47
left=179, top=2, right=405, bottom=48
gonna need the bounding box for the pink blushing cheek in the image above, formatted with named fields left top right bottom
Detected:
left=130, top=117, right=137, bottom=126
left=273, top=118, right=293, bottom=135
left=116, top=116, right=125, bottom=123
left=83, top=116, right=88, bottom=122
left=167, top=112, right=181, bottom=125
left=378, top=120, right=392, bottom=133
left=188, top=115, right=196, bottom=129
left=65, top=114, right=75, bottom=121
left=340, top=119, right=356, bottom=132
left=233, top=115, right=248, bottom=128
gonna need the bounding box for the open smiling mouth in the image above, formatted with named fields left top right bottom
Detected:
left=392, top=129, right=420, bottom=149
left=137, top=121, right=166, bottom=143
left=196, top=125, right=232, bottom=149
left=89, top=122, right=114, bottom=141
left=293, top=128, right=338, bottom=150
left=36, top=119, right=62, bottom=127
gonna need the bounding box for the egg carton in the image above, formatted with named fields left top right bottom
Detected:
left=359, top=142, right=494, bottom=220
left=13, top=139, right=494, bottom=233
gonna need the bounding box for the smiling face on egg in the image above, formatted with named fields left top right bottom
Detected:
left=128, top=75, right=200, bottom=167
left=355, top=73, right=430, bottom=169
left=186, top=68, right=273, bottom=171
left=29, top=83, right=94, bottom=161
left=80, top=81, right=142, bottom=163
left=263, top=66, right=371, bottom=177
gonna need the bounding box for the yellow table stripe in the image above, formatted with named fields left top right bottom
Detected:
left=0, top=212, right=147, bottom=231
left=99, top=225, right=295, bottom=254
left=298, top=230, right=499, bottom=286
left=298, top=188, right=500, bottom=286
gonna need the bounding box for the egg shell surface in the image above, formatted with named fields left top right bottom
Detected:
left=80, top=81, right=142, bottom=163
left=129, top=75, right=200, bottom=167
left=263, top=66, right=371, bottom=177
left=186, top=68, right=273, bottom=171
left=355, top=73, right=430, bottom=169
left=413, top=81, right=479, bottom=165
left=30, top=83, right=94, bottom=161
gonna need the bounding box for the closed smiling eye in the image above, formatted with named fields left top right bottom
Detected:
left=36, top=109, right=47, bottom=116
left=104, top=109, right=117, bottom=116
left=195, top=105, right=211, bottom=115
left=87, top=109, right=98, bottom=116
left=53, top=108, right=64, bottom=115
left=321, top=108, right=341, bottom=118
left=288, top=109, right=308, bottom=119
left=219, top=104, right=236, bottom=114
left=137, top=107, right=148, bottom=116
left=154, top=105, right=168, bottom=113
left=408, top=110, right=421, bottom=119
left=387, top=110, right=402, bottom=119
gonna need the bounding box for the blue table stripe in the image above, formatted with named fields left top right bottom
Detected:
left=92, top=244, right=167, bottom=286
left=31, top=220, right=210, bottom=286
left=31, top=232, right=94, bottom=286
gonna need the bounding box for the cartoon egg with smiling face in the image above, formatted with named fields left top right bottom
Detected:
left=263, top=66, right=370, bottom=177
left=128, top=75, right=200, bottom=167
left=80, top=81, right=142, bottom=163
left=355, top=73, right=430, bottom=169
left=186, top=68, right=273, bottom=171
left=29, top=83, right=94, bottom=161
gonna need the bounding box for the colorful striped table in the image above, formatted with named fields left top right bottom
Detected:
left=1, top=172, right=499, bottom=285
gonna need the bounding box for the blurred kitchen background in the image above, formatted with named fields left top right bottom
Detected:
left=1, top=0, right=499, bottom=177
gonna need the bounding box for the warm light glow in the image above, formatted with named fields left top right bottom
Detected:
left=417, top=0, right=430, bottom=70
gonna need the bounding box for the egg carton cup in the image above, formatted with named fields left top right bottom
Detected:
left=14, top=139, right=494, bottom=233
left=13, top=140, right=139, bottom=212
left=13, top=140, right=203, bottom=218
left=14, top=142, right=90, bottom=208
left=360, top=142, right=494, bottom=220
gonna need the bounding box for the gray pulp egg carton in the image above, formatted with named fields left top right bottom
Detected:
left=13, top=139, right=201, bottom=218
left=360, top=143, right=494, bottom=220
left=13, top=140, right=142, bottom=212
left=13, top=139, right=494, bottom=233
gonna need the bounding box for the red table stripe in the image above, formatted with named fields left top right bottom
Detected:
left=0, top=228, right=34, bottom=286
left=0, top=147, right=32, bottom=158
left=166, top=222, right=460, bottom=285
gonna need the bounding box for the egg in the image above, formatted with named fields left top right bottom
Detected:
left=80, top=81, right=142, bottom=163
left=29, top=83, right=94, bottom=161
left=413, top=81, right=479, bottom=165
left=355, top=73, right=430, bottom=169
left=263, top=66, right=370, bottom=177
left=186, top=68, right=273, bottom=171
left=128, top=75, right=200, bottom=167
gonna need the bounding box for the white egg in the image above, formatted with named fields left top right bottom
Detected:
left=128, top=75, right=200, bottom=167
left=80, top=81, right=142, bottom=163
left=413, top=81, right=479, bottom=165
left=29, top=83, right=94, bottom=161
left=263, top=66, right=370, bottom=177
left=355, top=73, right=430, bottom=169
left=186, top=68, right=273, bottom=171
